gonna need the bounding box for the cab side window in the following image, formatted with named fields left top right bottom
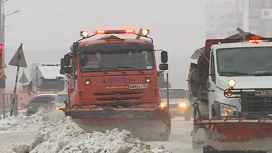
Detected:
left=210, top=52, right=216, bottom=83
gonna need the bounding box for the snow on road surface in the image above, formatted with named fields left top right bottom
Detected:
left=148, top=118, right=202, bottom=153
left=0, top=109, right=172, bottom=153
left=0, top=131, right=37, bottom=153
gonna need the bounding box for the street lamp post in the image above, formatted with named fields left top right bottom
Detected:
left=2, top=10, right=20, bottom=62
left=0, top=0, right=20, bottom=90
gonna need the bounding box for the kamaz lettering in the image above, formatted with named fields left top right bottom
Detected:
left=102, top=77, right=136, bottom=83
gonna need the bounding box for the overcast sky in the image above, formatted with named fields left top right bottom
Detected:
left=3, top=0, right=206, bottom=90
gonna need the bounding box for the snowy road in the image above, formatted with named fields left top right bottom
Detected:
left=0, top=116, right=202, bottom=153
left=148, top=118, right=202, bottom=153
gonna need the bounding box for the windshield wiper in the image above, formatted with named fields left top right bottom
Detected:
left=116, top=66, right=144, bottom=73
left=83, top=68, right=108, bottom=74
left=254, top=72, right=272, bottom=76
left=102, top=67, right=126, bottom=74
left=220, top=71, right=253, bottom=76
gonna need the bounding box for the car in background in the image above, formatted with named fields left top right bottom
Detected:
left=26, top=94, right=57, bottom=116
left=159, top=88, right=191, bottom=121
left=54, top=92, right=68, bottom=110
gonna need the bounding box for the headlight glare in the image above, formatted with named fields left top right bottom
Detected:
left=159, top=102, right=167, bottom=109
left=220, top=104, right=237, bottom=117
left=85, top=78, right=91, bottom=85
left=228, top=79, right=236, bottom=87
left=145, top=77, right=151, bottom=83
left=179, top=103, right=187, bottom=108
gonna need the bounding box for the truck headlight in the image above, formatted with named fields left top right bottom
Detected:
left=85, top=78, right=91, bottom=85
left=228, top=79, right=236, bottom=88
left=56, top=105, right=61, bottom=110
left=56, top=105, right=64, bottom=111
left=159, top=102, right=167, bottom=109
left=220, top=104, right=237, bottom=117
left=145, top=76, right=151, bottom=83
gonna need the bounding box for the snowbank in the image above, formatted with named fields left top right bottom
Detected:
left=0, top=109, right=170, bottom=153
left=0, top=108, right=63, bottom=132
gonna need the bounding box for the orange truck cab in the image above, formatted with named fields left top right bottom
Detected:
left=59, top=28, right=171, bottom=141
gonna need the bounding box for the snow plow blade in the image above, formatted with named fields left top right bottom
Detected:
left=63, top=107, right=171, bottom=141
left=195, top=117, right=272, bottom=153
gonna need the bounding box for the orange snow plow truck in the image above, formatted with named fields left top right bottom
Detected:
left=59, top=28, right=171, bottom=141
left=188, top=29, right=272, bottom=153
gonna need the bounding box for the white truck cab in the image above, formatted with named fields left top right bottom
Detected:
left=208, top=38, right=272, bottom=119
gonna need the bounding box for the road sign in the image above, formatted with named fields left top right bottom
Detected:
left=19, top=72, right=29, bottom=83
left=0, top=70, right=7, bottom=78
left=32, top=76, right=42, bottom=87
left=8, top=43, right=27, bottom=68
left=31, top=66, right=43, bottom=80
left=2, top=61, right=6, bottom=68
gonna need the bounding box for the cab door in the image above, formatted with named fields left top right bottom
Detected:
left=208, top=51, right=216, bottom=118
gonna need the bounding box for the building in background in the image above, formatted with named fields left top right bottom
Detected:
left=205, top=0, right=245, bottom=39
left=205, top=0, right=272, bottom=38
left=244, top=0, right=272, bottom=37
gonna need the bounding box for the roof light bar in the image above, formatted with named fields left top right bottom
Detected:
left=94, top=29, right=136, bottom=34
left=248, top=36, right=262, bottom=44
left=80, top=31, right=89, bottom=38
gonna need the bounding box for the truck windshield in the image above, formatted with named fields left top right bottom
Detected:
left=160, top=89, right=187, bottom=98
left=38, top=79, right=64, bottom=90
left=80, top=50, right=154, bottom=72
left=217, top=47, right=272, bottom=76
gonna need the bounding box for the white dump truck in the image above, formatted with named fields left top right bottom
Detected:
left=188, top=30, right=272, bottom=153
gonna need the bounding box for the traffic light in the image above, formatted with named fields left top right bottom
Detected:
left=0, top=44, right=2, bottom=57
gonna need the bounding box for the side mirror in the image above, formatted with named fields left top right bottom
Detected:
left=159, top=63, right=168, bottom=70
left=64, top=67, right=73, bottom=74
left=64, top=55, right=71, bottom=66
left=60, top=69, right=65, bottom=74
left=60, top=58, right=65, bottom=69
left=161, top=51, right=168, bottom=63
left=190, top=63, right=198, bottom=69
left=209, top=73, right=216, bottom=82
left=73, top=42, right=79, bottom=55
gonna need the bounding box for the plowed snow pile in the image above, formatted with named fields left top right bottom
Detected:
left=0, top=108, right=62, bottom=131
left=0, top=109, right=170, bottom=153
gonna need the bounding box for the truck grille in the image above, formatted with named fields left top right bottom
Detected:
left=241, top=92, right=272, bottom=118
left=94, top=91, right=142, bottom=102
left=169, top=104, right=178, bottom=109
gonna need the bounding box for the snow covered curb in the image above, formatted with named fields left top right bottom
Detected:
left=0, top=109, right=170, bottom=153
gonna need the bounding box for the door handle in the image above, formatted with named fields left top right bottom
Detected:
left=207, top=83, right=214, bottom=92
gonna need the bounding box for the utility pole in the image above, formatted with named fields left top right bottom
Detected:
left=0, top=0, right=3, bottom=70
left=0, top=0, right=4, bottom=90
left=1, top=1, right=5, bottom=90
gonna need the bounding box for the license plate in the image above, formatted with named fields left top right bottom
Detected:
left=129, top=84, right=148, bottom=89
left=255, top=90, right=272, bottom=97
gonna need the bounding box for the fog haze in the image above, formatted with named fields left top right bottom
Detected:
left=3, top=0, right=206, bottom=90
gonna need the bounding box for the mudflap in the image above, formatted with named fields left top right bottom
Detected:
left=63, top=107, right=171, bottom=141
left=197, top=117, right=272, bottom=153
